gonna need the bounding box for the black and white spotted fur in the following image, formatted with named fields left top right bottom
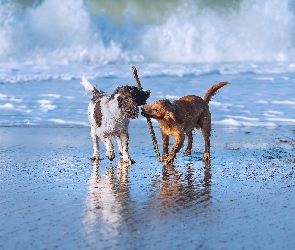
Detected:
left=81, top=76, right=150, bottom=164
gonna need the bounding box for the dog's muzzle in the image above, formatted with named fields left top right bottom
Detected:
left=141, top=106, right=151, bottom=118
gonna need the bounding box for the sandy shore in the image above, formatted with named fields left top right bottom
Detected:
left=1, top=124, right=295, bottom=249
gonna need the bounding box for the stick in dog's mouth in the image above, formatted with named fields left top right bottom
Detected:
left=141, top=108, right=149, bottom=118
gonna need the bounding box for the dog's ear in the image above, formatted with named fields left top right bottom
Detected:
left=164, top=110, right=183, bottom=124
left=117, top=95, right=138, bottom=119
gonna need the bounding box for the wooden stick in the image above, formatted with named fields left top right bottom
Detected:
left=131, top=65, right=160, bottom=160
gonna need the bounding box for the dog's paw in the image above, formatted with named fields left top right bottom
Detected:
left=159, top=154, right=168, bottom=162
left=90, top=155, right=100, bottom=161
left=121, top=157, right=135, bottom=165
left=164, top=155, right=175, bottom=164
left=106, top=151, right=115, bottom=161
left=202, top=152, right=210, bottom=161
left=183, top=149, right=191, bottom=156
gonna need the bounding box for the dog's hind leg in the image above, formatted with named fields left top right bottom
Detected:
left=116, top=135, right=124, bottom=156
left=90, top=126, right=100, bottom=161
left=117, top=132, right=134, bottom=165
left=183, top=130, right=193, bottom=156
left=199, top=110, right=211, bottom=161
left=102, top=137, right=115, bottom=161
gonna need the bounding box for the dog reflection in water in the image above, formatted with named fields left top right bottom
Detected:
left=83, top=160, right=131, bottom=243
left=150, top=161, right=211, bottom=215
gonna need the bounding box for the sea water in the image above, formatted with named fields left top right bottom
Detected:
left=0, top=0, right=295, bottom=127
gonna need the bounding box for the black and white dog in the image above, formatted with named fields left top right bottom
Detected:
left=81, top=76, right=150, bottom=164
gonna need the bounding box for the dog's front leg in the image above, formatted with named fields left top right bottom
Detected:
left=160, top=132, right=169, bottom=162
left=102, top=136, right=115, bottom=161
left=90, top=126, right=100, bottom=161
left=165, top=133, right=185, bottom=164
left=117, top=132, right=134, bottom=165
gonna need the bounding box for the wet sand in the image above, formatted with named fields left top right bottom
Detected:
left=1, top=124, right=295, bottom=249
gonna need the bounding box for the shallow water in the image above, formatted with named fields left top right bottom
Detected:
left=1, top=71, right=295, bottom=127
left=1, top=125, right=294, bottom=249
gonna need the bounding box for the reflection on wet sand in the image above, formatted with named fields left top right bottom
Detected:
left=83, top=160, right=132, bottom=246
left=149, top=160, right=212, bottom=216
left=83, top=158, right=212, bottom=246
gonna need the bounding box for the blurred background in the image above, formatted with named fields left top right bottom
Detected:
left=2, top=0, right=295, bottom=65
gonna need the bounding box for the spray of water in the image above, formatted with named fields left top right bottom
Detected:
left=0, top=0, right=294, bottom=65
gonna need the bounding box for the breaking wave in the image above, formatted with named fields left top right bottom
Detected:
left=1, top=0, right=295, bottom=66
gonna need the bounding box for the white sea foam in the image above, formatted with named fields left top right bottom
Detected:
left=281, top=76, right=289, bottom=80
left=214, top=118, right=277, bottom=127
left=143, top=1, right=295, bottom=63
left=0, top=0, right=294, bottom=80
left=214, top=118, right=242, bottom=127
left=37, top=100, right=56, bottom=112
left=271, top=101, right=295, bottom=105
left=0, top=93, right=7, bottom=99
left=40, top=94, right=61, bottom=98
left=256, top=100, right=269, bottom=104
left=9, top=97, right=23, bottom=102
left=266, top=117, right=295, bottom=124
left=0, top=103, right=14, bottom=109
left=210, top=101, right=232, bottom=110
left=227, top=116, right=260, bottom=122
left=162, top=95, right=180, bottom=100
left=1, top=61, right=295, bottom=83
left=49, top=118, right=89, bottom=126
left=264, top=110, right=284, bottom=117
left=254, top=77, right=275, bottom=81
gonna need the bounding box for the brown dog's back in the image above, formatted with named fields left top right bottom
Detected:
left=174, top=95, right=208, bottom=131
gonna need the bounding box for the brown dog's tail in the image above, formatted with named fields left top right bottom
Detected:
left=203, top=82, right=229, bottom=103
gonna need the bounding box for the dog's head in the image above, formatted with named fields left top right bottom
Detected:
left=113, top=85, right=150, bottom=119
left=142, top=99, right=182, bottom=124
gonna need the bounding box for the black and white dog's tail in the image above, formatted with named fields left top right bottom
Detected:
left=80, top=76, right=100, bottom=95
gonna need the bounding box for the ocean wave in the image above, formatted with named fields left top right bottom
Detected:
left=1, top=0, right=295, bottom=83
left=1, top=62, right=295, bottom=83
left=1, top=0, right=295, bottom=67
left=213, top=118, right=278, bottom=127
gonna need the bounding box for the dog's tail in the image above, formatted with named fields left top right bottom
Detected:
left=80, top=76, right=100, bottom=95
left=204, top=82, right=229, bottom=103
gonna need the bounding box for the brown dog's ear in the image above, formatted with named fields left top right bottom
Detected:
left=117, top=95, right=138, bottom=119
left=164, top=110, right=183, bottom=124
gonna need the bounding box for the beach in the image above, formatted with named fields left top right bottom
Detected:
left=1, top=0, right=295, bottom=249
left=1, top=124, right=295, bottom=249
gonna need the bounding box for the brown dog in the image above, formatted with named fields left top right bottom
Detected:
left=142, top=82, right=228, bottom=163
